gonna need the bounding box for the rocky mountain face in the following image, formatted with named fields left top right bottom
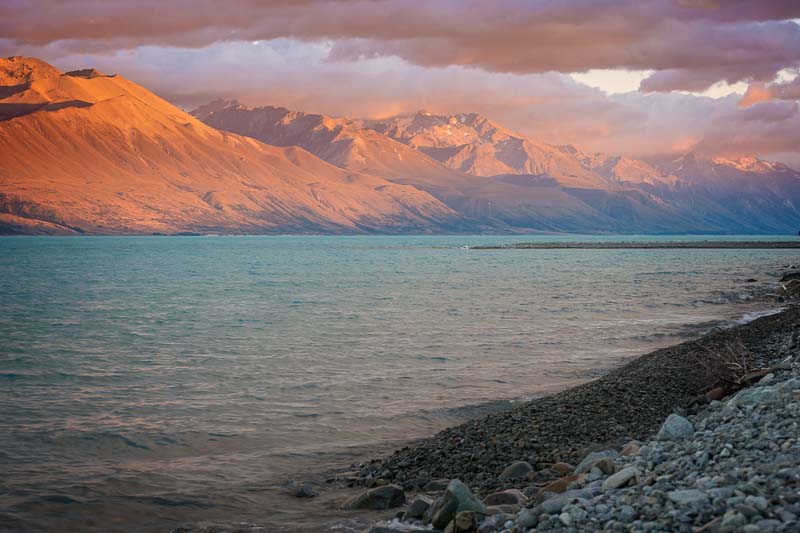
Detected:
left=196, top=102, right=800, bottom=234
left=2, top=56, right=798, bottom=235
left=0, top=57, right=460, bottom=235
left=193, top=101, right=670, bottom=233
left=363, top=111, right=619, bottom=190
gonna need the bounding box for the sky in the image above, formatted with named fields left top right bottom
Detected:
left=1, top=0, right=800, bottom=166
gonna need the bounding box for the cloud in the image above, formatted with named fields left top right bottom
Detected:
left=2, top=1, right=800, bottom=92
left=24, top=40, right=799, bottom=167
left=693, top=101, right=800, bottom=157
left=1, top=1, right=798, bottom=166
left=740, top=76, right=800, bottom=106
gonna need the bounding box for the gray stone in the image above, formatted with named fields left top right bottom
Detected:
left=478, top=514, right=510, bottom=533
left=575, top=450, right=619, bottom=475
left=498, top=461, right=533, bottom=480
left=517, top=507, right=539, bottom=529
left=731, top=385, right=780, bottom=406
left=619, top=505, right=637, bottom=523
left=666, top=489, right=708, bottom=506
left=657, top=414, right=694, bottom=440
left=746, top=495, right=768, bottom=512
left=718, top=511, right=747, bottom=533
left=537, top=489, right=592, bottom=515
left=755, top=519, right=782, bottom=532
left=288, top=481, right=319, bottom=498
left=431, top=480, right=486, bottom=530
left=405, top=495, right=433, bottom=521
left=602, top=467, right=639, bottom=492
left=342, top=484, right=405, bottom=510
left=758, top=373, right=775, bottom=385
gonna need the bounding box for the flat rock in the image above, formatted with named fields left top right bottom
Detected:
left=423, top=479, right=450, bottom=491
left=667, top=489, right=708, bottom=506
left=483, top=489, right=526, bottom=506
left=601, top=467, right=639, bottom=491
left=485, top=504, right=520, bottom=515
left=537, top=488, right=593, bottom=515
left=368, top=525, right=428, bottom=533
left=551, top=462, right=575, bottom=475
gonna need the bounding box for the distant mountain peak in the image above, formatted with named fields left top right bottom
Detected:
left=709, top=155, right=786, bottom=173
left=362, top=110, right=622, bottom=188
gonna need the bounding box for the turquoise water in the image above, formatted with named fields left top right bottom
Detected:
left=1, top=235, right=798, bottom=531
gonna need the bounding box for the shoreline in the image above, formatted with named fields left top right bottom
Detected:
left=317, top=270, right=800, bottom=532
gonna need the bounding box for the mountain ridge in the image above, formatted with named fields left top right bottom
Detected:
left=0, top=57, right=461, bottom=235
left=195, top=100, right=800, bottom=234
left=2, top=56, right=800, bottom=235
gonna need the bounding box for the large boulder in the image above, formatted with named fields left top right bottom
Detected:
left=342, top=484, right=405, bottom=510
left=657, top=414, right=694, bottom=440
left=431, top=480, right=486, bottom=530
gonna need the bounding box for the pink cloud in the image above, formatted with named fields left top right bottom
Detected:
left=2, top=1, right=800, bottom=92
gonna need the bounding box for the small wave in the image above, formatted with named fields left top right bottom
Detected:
left=416, top=355, right=449, bottom=361
left=690, top=307, right=786, bottom=333
left=41, top=495, right=80, bottom=504
left=729, top=307, right=784, bottom=326
left=146, top=496, right=213, bottom=509
left=402, top=399, right=514, bottom=422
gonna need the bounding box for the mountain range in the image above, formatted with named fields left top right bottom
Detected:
left=2, top=56, right=799, bottom=235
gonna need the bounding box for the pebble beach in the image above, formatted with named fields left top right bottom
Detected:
left=329, top=268, right=800, bottom=533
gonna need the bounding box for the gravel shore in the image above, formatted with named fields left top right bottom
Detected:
left=470, top=242, right=800, bottom=250
left=356, top=307, right=798, bottom=495
left=341, top=271, right=800, bottom=533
